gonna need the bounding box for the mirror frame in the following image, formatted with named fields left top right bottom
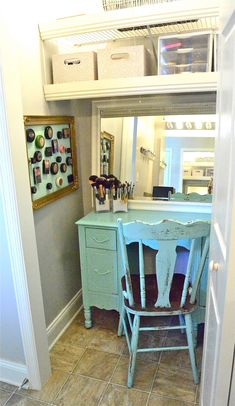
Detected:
left=91, top=93, right=216, bottom=212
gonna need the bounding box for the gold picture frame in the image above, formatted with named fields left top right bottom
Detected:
left=100, top=131, right=114, bottom=175
left=24, top=115, right=79, bottom=209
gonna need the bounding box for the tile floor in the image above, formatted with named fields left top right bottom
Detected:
left=0, top=308, right=203, bottom=405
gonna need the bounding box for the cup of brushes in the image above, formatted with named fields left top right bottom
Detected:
left=89, top=174, right=134, bottom=213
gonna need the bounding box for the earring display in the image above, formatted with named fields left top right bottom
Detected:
left=24, top=115, right=79, bottom=209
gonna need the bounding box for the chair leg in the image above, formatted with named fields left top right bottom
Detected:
left=118, top=304, right=125, bottom=337
left=128, top=314, right=140, bottom=388
left=185, top=314, right=199, bottom=385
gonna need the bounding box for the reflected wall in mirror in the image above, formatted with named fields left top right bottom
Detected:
left=100, top=131, right=114, bottom=175
left=101, top=113, right=216, bottom=198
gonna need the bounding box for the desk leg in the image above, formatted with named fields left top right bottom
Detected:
left=84, top=307, right=92, bottom=328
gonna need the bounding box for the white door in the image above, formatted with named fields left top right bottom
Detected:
left=201, top=1, right=235, bottom=405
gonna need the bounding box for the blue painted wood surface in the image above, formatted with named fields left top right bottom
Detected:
left=117, top=218, right=210, bottom=387
left=76, top=209, right=211, bottom=335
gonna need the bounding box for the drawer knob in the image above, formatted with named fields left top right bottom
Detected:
left=209, top=260, right=219, bottom=272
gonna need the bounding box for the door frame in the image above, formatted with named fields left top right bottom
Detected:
left=0, top=64, right=50, bottom=389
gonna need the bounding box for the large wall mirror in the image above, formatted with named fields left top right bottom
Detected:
left=92, top=92, right=216, bottom=200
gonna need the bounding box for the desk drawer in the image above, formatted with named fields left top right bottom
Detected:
left=86, top=248, right=118, bottom=294
left=85, top=228, right=116, bottom=250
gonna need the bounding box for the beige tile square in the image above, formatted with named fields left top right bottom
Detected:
left=53, top=374, right=107, bottom=406
left=160, top=349, right=189, bottom=369
left=99, top=383, right=149, bottom=406
left=0, top=389, right=12, bottom=405
left=152, top=365, right=197, bottom=403
left=58, top=323, right=94, bottom=348
left=160, top=339, right=203, bottom=372
left=111, top=356, right=157, bottom=391
left=3, top=393, right=53, bottom=405
left=148, top=393, right=194, bottom=405
left=18, top=369, right=69, bottom=403
left=73, top=349, right=119, bottom=381
left=88, top=329, right=126, bottom=355
left=50, top=342, right=85, bottom=372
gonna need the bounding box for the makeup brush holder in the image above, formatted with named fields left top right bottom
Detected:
left=112, top=199, right=128, bottom=213
left=93, top=191, right=110, bottom=213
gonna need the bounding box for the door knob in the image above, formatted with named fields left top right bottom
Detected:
left=209, top=260, right=219, bottom=272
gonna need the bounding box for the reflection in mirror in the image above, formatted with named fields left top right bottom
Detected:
left=100, top=114, right=216, bottom=198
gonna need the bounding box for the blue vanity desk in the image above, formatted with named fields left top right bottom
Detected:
left=76, top=208, right=211, bottom=329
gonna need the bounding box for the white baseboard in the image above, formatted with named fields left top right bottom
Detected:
left=47, top=289, right=83, bottom=350
left=0, top=359, right=28, bottom=387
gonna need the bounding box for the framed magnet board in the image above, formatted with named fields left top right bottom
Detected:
left=24, top=115, right=79, bottom=209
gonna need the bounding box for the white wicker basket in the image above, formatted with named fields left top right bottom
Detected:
left=102, top=0, right=177, bottom=11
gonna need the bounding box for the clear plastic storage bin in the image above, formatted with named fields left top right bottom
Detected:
left=158, top=32, right=213, bottom=75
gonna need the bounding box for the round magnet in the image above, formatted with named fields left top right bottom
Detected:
left=66, top=157, right=73, bottom=166
left=31, top=186, right=37, bottom=194
left=31, top=157, right=36, bottom=164
left=56, top=156, right=62, bottom=163
left=34, top=151, right=42, bottom=162
left=56, top=177, right=63, bottom=187
left=59, top=145, right=66, bottom=153
left=26, top=128, right=35, bottom=143
left=50, top=162, right=59, bottom=175
left=60, top=163, right=67, bottom=173
left=35, top=134, right=45, bottom=149
left=57, top=131, right=63, bottom=139
left=44, top=126, right=53, bottom=139
left=46, top=182, right=53, bottom=190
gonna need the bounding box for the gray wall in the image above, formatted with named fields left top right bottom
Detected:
left=0, top=194, right=25, bottom=364
left=34, top=191, right=83, bottom=326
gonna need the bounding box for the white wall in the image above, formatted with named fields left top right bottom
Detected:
left=135, top=116, right=156, bottom=196
left=166, top=137, right=215, bottom=191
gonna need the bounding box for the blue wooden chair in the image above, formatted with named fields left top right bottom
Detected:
left=117, top=219, right=210, bottom=388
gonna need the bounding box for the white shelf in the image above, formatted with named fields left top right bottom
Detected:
left=39, top=0, right=219, bottom=101
left=39, top=1, right=219, bottom=41
left=183, top=176, right=211, bottom=180
left=184, top=162, right=214, bottom=167
left=43, top=72, right=218, bottom=101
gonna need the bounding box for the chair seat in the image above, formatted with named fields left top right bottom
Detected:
left=122, top=274, right=197, bottom=314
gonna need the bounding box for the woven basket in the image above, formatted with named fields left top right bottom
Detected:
left=102, top=0, right=177, bottom=11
